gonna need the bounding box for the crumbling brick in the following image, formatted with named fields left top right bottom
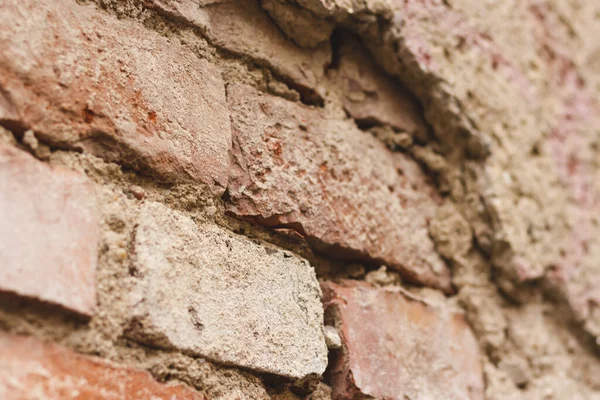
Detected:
left=226, top=83, right=450, bottom=291
left=0, top=0, right=231, bottom=192
left=0, top=332, right=204, bottom=399
left=148, top=0, right=330, bottom=103
left=328, top=34, right=428, bottom=138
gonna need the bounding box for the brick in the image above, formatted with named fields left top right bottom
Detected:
left=0, top=333, right=204, bottom=399
left=261, top=0, right=335, bottom=48
left=226, top=83, right=450, bottom=291
left=148, top=0, right=330, bottom=102
left=127, top=201, right=327, bottom=380
left=328, top=35, right=427, bottom=137
left=322, top=280, right=484, bottom=400
left=0, top=0, right=230, bottom=193
left=0, top=145, right=98, bottom=316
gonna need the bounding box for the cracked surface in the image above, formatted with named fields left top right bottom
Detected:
left=263, top=0, right=600, bottom=347
left=0, top=0, right=598, bottom=398
left=226, top=82, right=451, bottom=291
left=0, top=0, right=231, bottom=190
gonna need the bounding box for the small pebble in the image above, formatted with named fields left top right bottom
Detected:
left=324, top=325, right=342, bottom=350
left=128, top=185, right=146, bottom=200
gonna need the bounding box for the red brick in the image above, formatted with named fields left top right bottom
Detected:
left=329, top=35, right=427, bottom=137
left=0, top=145, right=98, bottom=316
left=0, top=333, right=204, bottom=399
left=148, top=0, right=330, bottom=102
left=0, top=0, right=230, bottom=193
left=322, top=280, right=484, bottom=400
left=226, top=83, right=450, bottom=291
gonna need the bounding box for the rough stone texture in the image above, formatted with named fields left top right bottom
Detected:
left=0, top=145, right=99, bottom=316
left=327, top=34, right=428, bottom=138
left=127, top=201, right=327, bottom=380
left=148, top=0, right=330, bottom=103
left=389, top=0, right=600, bottom=345
left=0, top=333, right=204, bottom=399
left=0, top=0, right=231, bottom=192
left=322, top=280, right=484, bottom=400
left=261, top=0, right=334, bottom=48
left=264, top=0, right=600, bottom=346
left=226, top=83, right=450, bottom=291
left=1, top=0, right=599, bottom=398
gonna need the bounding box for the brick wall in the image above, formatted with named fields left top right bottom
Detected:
left=0, top=0, right=599, bottom=399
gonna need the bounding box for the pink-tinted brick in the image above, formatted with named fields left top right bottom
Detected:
left=322, top=280, right=484, bottom=400
left=0, top=145, right=99, bottom=316
left=226, top=83, right=450, bottom=291
left=0, top=333, right=204, bottom=399
left=0, top=0, right=230, bottom=193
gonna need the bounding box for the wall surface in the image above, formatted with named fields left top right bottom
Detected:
left=0, top=0, right=599, bottom=399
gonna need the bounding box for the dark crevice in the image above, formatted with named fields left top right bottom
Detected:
left=0, top=291, right=91, bottom=324
left=348, top=33, right=441, bottom=146
left=224, top=210, right=452, bottom=293
left=0, top=119, right=29, bottom=139
left=325, top=28, right=344, bottom=72
left=329, top=28, right=436, bottom=146
left=352, top=117, right=381, bottom=131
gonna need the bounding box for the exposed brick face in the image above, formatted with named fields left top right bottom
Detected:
left=322, top=280, right=484, bottom=400
left=328, top=35, right=428, bottom=137
left=0, top=333, right=204, bottom=399
left=148, top=0, right=330, bottom=102
left=0, top=145, right=99, bottom=316
left=0, top=0, right=231, bottom=192
left=226, top=83, right=450, bottom=291
left=0, top=0, right=599, bottom=397
left=127, top=201, right=328, bottom=380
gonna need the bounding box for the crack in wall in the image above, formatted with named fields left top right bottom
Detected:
left=1, top=0, right=599, bottom=398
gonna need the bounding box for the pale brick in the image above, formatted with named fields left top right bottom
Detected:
left=0, top=145, right=98, bottom=316
left=0, top=333, right=204, bottom=399
left=0, top=0, right=230, bottom=193
left=226, top=83, right=450, bottom=291
left=322, top=280, right=484, bottom=400
left=127, top=201, right=327, bottom=380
